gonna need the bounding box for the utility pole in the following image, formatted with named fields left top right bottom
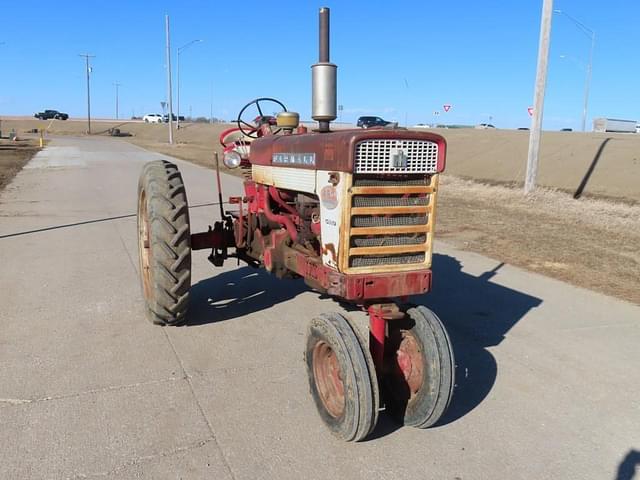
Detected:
left=525, top=0, right=553, bottom=195
left=79, top=54, right=95, bottom=134
left=165, top=15, right=174, bottom=144
left=113, top=82, right=122, bottom=120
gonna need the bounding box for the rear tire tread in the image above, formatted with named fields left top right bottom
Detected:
left=137, top=160, right=191, bottom=326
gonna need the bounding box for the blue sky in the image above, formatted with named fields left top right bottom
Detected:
left=0, top=0, right=637, bottom=130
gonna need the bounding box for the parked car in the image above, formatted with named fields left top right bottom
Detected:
left=413, top=123, right=431, bottom=128
left=517, top=127, right=530, bottom=131
left=560, top=128, right=573, bottom=132
left=163, top=114, right=186, bottom=123
left=475, top=123, right=496, bottom=129
left=143, top=114, right=163, bottom=124
left=34, top=109, right=68, bottom=120
left=357, top=116, right=393, bottom=128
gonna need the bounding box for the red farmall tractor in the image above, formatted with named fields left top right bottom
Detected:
left=137, top=8, right=454, bottom=441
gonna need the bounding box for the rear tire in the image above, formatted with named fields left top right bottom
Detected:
left=305, top=312, right=379, bottom=441
left=137, top=160, right=191, bottom=325
left=383, top=306, right=455, bottom=428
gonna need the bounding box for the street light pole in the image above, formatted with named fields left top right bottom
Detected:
left=165, top=15, right=174, bottom=145
left=177, top=39, right=202, bottom=129
left=583, top=32, right=595, bottom=132
left=554, top=10, right=595, bottom=132
left=113, top=82, right=122, bottom=120
left=79, top=54, right=95, bottom=134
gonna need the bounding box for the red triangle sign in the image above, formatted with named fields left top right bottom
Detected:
left=443, top=104, right=451, bottom=112
left=527, top=106, right=534, bottom=116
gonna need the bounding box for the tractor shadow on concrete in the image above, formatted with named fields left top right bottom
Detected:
left=186, top=253, right=543, bottom=436
left=185, top=266, right=308, bottom=325
left=421, top=254, right=543, bottom=426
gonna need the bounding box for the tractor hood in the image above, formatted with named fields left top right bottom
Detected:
left=249, top=128, right=447, bottom=173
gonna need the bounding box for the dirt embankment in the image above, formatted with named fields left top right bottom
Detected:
left=0, top=138, right=41, bottom=190
left=4, top=118, right=640, bottom=203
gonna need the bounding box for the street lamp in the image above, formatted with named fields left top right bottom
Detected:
left=554, top=9, right=595, bottom=132
left=177, top=39, right=203, bottom=129
left=113, top=82, right=122, bottom=120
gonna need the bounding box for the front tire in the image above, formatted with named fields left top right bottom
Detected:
left=137, top=160, right=191, bottom=325
left=383, top=306, right=455, bottom=428
left=305, top=312, right=379, bottom=441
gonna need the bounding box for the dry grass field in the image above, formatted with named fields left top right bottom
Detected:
left=2, top=117, right=639, bottom=304
left=0, top=137, right=41, bottom=190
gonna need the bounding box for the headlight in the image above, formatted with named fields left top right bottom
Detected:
left=223, top=150, right=242, bottom=169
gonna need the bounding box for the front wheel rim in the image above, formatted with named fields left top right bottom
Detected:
left=312, top=341, right=345, bottom=418
left=138, top=190, right=152, bottom=300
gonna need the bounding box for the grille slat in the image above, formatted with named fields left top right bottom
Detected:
left=350, top=254, right=426, bottom=268
left=353, top=195, right=428, bottom=207
left=355, top=139, right=438, bottom=174
left=353, top=177, right=429, bottom=187
left=351, top=234, right=427, bottom=247
left=352, top=214, right=428, bottom=227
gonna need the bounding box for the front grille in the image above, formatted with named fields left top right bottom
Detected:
left=344, top=175, right=437, bottom=271
left=355, top=139, right=438, bottom=174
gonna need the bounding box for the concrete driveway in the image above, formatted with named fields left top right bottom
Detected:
left=1, top=137, right=638, bottom=479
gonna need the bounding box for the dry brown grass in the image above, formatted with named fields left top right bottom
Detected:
left=0, top=138, right=41, bottom=191
left=437, top=176, right=640, bottom=304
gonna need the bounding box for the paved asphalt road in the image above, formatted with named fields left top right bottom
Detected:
left=1, top=137, right=638, bottom=479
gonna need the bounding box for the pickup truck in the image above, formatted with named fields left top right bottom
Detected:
left=34, top=110, right=69, bottom=120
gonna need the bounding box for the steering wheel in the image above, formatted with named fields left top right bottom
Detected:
left=237, top=97, right=287, bottom=138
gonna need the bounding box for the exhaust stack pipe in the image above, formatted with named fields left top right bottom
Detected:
left=312, top=7, right=337, bottom=132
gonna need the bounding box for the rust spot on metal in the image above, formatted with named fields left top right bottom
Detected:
left=322, top=243, right=337, bottom=263
left=324, top=144, right=335, bottom=162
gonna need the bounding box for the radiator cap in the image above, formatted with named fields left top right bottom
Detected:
left=277, top=111, right=300, bottom=129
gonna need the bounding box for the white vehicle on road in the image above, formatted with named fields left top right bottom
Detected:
left=143, top=114, right=163, bottom=124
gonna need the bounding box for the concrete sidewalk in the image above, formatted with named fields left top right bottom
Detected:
left=0, top=136, right=638, bottom=479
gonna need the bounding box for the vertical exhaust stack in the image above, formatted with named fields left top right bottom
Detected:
left=312, top=7, right=337, bottom=132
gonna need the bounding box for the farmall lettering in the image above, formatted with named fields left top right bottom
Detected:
left=136, top=7, right=454, bottom=443
left=272, top=152, right=316, bottom=166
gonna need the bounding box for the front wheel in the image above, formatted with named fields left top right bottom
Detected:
left=383, top=305, right=455, bottom=428
left=137, top=160, right=191, bottom=325
left=305, top=312, right=379, bottom=441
